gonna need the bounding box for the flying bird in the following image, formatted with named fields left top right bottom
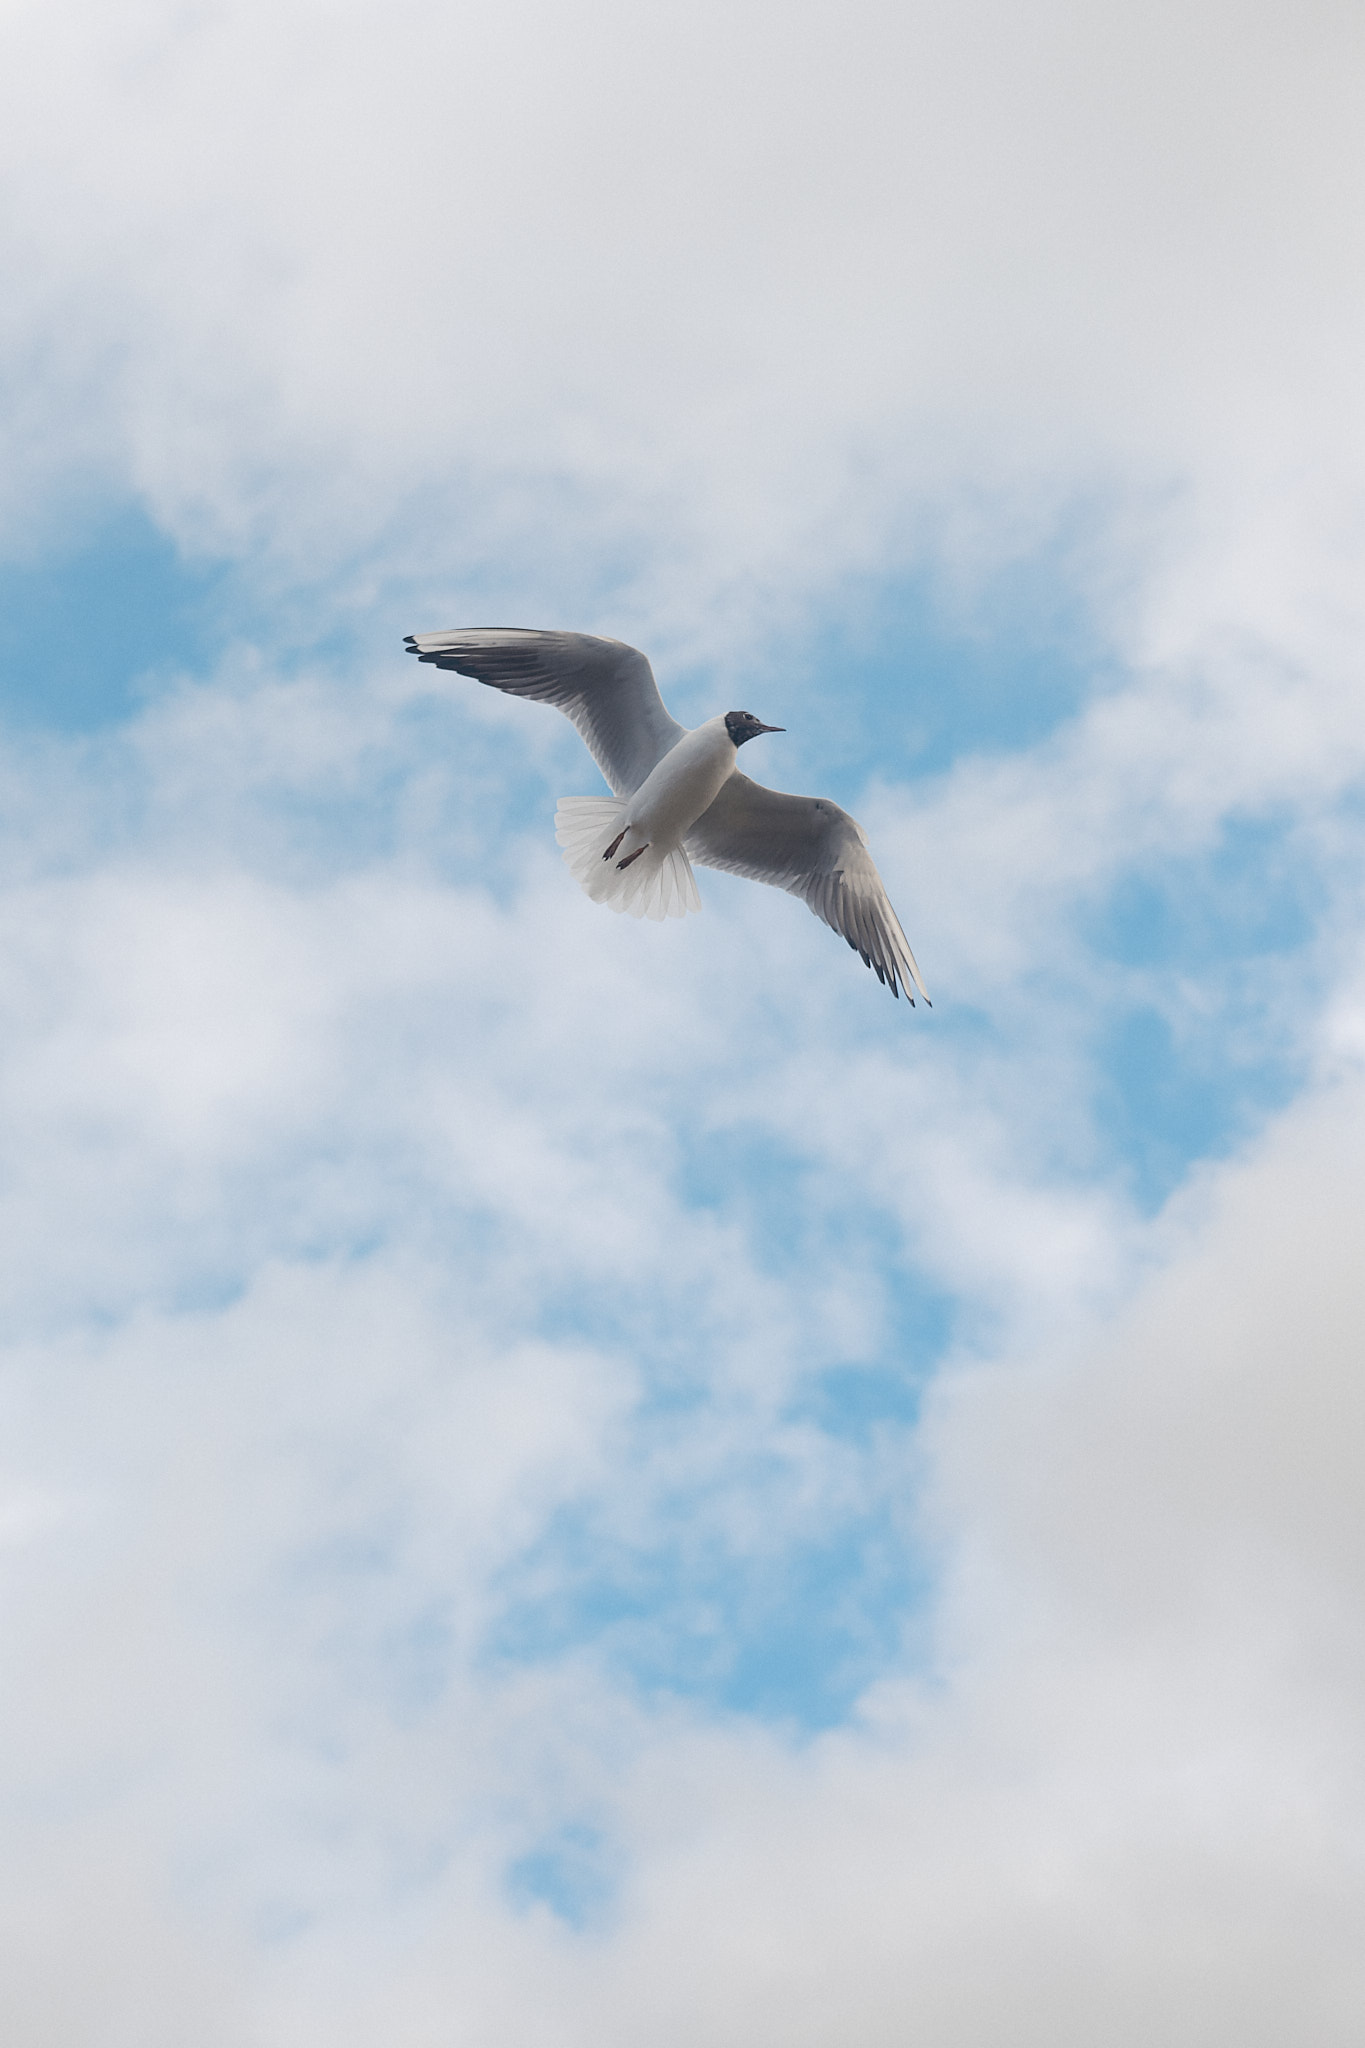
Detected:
left=404, top=627, right=929, bottom=1004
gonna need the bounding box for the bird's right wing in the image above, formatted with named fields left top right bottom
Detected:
left=686, top=773, right=929, bottom=1003
left=404, top=627, right=685, bottom=799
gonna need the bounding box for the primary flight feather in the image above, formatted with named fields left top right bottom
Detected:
left=404, top=626, right=930, bottom=1005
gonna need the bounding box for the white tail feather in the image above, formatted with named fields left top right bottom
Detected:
left=554, top=797, right=702, bottom=921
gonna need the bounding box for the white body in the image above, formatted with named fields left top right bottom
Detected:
left=553, top=717, right=737, bottom=922
left=619, top=717, right=737, bottom=855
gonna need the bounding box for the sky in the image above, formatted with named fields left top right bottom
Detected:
left=2, top=0, right=1365, bottom=2040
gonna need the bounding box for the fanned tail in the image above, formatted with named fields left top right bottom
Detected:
left=554, top=797, right=702, bottom=922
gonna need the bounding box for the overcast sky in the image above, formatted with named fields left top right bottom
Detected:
left=3, top=1, right=1365, bottom=2040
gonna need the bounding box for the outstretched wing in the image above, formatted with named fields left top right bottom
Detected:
left=404, top=627, right=685, bottom=799
left=686, top=774, right=929, bottom=1003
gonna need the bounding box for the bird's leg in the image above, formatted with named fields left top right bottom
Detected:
left=616, top=844, right=650, bottom=870
left=602, top=830, right=627, bottom=861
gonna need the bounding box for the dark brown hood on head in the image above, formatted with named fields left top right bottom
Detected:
left=724, top=711, right=785, bottom=747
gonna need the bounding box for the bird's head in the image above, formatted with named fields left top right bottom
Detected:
left=724, top=710, right=785, bottom=747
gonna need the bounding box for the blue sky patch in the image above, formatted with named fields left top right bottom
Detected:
left=507, top=1823, right=617, bottom=1929
left=751, top=550, right=1109, bottom=796
left=1084, top=811, right=1318, bottom=1209
left=1094, top=1001, right=1302, bottom=1215
left=489, top=1470, right=924, bottom=1732
left=1088, top=814, right=1320, bottom=971
left=0, top=504, right=229, bottom=730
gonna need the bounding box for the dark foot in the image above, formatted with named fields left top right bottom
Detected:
left=617, top=844, right=649, bottom=870
left=602, top=830, right=627, bottom=862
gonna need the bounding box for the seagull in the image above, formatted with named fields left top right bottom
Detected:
left=404, top=627, right=930, bottom=1004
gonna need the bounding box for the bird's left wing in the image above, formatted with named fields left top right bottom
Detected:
left=686, top=774, right=930, bottom=1003
left=404, top=627, right=685, bottom=799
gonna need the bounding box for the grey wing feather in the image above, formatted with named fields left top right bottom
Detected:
left=404, top=627, right=685, bottom=798
left=685, top=774, right=930, bottom=1004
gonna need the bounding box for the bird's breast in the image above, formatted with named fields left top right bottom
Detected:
left=628, top=722, right=736, bottom=842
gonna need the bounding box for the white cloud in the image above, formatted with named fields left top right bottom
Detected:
left=239, top=1061, right=1365, bottom=2048
left=1, top=0, right=1362, bottom=661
